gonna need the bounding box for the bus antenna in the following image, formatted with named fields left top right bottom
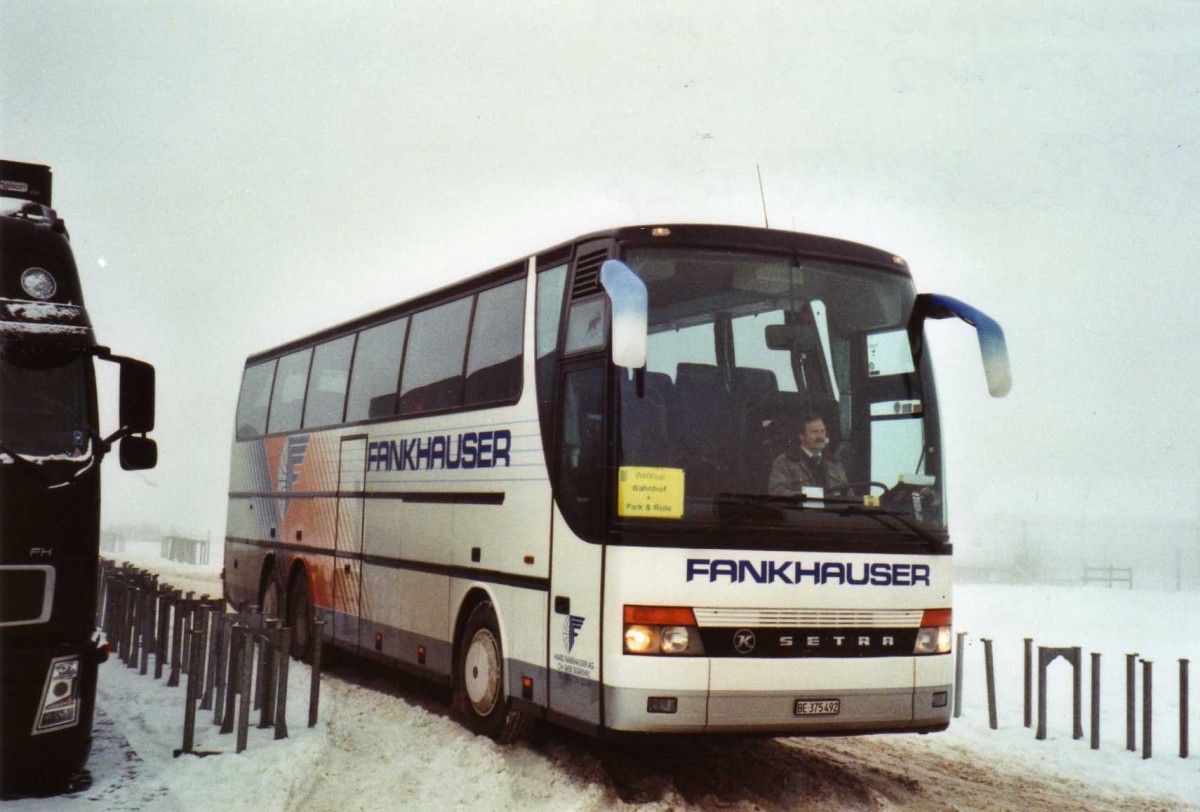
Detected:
left=756, top=164, right=770, bottom=228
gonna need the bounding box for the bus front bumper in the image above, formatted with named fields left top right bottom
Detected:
left=602, top=655, right=952, bottom=734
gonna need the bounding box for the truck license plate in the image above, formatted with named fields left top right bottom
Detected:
left=794, top=699, right=840, bottom=716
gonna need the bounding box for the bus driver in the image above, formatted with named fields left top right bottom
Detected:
left=767, top=414, right=849, bottom=496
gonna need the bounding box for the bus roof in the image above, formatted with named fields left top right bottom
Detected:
left=245, top=223, right=909, bottom=366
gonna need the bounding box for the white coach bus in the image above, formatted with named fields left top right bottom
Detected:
left=223, top=224, right=1009, bottom=742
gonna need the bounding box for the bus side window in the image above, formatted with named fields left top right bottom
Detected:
left=345, top=317, right=408, bottom=422
left=535, top=263, right=568, bottom=451
left=464, top=277, right=526, bottom=407
left=303, top=334, right=355, bottom=428
left=266, top=349, right=312, bottom=435
left=400, top=297, right=473, bottom=415
left=235, top=359, right=276, bottom=439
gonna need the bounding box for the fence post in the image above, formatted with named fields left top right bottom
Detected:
left=220, top=623, right=245, bottom=735
left=1090, top=652, right=1101, bottom=750
left=201, top=605, right=219, bottom=711
left=982, top=638, right=997, bottom=730
left=168, top=590, right=184, bottom=687
left=237, top=623, right=254, bottom=754
left=275, top=628, right=291, bottom=740
left=126, top=583, right=142, bottom=669
left=181, top=592, right=196, bottom=674
left=1142, top=659, right=1153, bottom=760
left=1071, top=646, right=1083, bottom=740
left=139, top=580, right=154, bottom=676
left=1024, top=637, right=1033, bottom=728
left=177, top=629, right=204, bottom=757
left=1181, top=659, right=1189, bottom=759
left=309, top=620, right=325, bottom=728
left=259, top=620, right=280, bottom=729
left=953, top=631, right=966, bottom=719
left=1127, top=653, right=1138, bottom=751
left=155, top=587, right=170, bottom=680
left=211, top=612, right=228, bottom=725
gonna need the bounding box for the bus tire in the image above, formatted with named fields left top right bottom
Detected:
left=260, top=566, right=286, bottom=623
left=455, top=601, right=534, bottom=743
left=287, top=568, right=314, bottom=662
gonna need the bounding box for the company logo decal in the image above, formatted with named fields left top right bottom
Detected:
left=367, top=429, right=512, bottom=473
left=563, top=615, right=585, bottom=653
left=686, top=558, right=932, bottom=587
left=276, top=434, right=310, bottom=520
left=732, top=629, right=757, bottom=654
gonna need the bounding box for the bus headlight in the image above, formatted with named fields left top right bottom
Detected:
left=624, top=625, right=660, bottom=654
left=623, top=606, right=705, bottom=655
left=913, top=608, right=952, bottom=655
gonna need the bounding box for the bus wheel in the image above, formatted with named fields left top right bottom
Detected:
left=455, top=601, right=534, bottom=743
left=260, top=568, right=285, bottom=623
left=287, top=569, right=314, bottom=662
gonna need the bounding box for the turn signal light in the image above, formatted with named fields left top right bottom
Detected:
left=914, top=608, right=952, bottom=655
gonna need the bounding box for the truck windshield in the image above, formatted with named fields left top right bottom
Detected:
left=0, top=341, right=94, bottom=460
left=616, top=246, right=943, bottom=535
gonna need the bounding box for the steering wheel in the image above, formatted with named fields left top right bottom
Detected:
left=826, top=481, right=891, bottom=498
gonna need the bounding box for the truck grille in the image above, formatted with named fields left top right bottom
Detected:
left=0, top=566, right=54, bottom=626
left=692, top=607, right=924, bottom=628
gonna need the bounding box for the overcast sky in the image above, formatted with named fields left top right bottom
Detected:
left=2, top=2, right=1198, bottom=560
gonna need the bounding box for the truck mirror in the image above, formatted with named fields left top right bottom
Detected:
left=119, top=436, right=157, bottom=471
left=119, top=358, right=156, bottom=433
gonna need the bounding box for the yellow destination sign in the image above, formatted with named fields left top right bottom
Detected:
left=618, top=466, right=685, bottom=519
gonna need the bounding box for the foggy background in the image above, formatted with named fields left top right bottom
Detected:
left=3, top=2, right=1197, bottom=585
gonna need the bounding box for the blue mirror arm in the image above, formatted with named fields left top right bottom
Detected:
left=909, top=293, right=1012, bottom=398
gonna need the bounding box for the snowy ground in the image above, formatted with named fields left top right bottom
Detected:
left=5, top=552, right=1198, bottom=811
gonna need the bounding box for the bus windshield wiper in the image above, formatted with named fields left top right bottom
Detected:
left=832, top=503, right=944, bottom=549
left=705, top=492, right=812, bottom=533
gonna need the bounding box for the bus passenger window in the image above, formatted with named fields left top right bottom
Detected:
left=266, top=349, right=312, bottom=435
left=303, top=334, right=355, bottom=428
left=464, top=278, right=526, bottom=407
left=400, top=297, right=472, bottom=414
left=345, top=318, right=407, bottom=422
left=235, top=360, right=276, bottom=439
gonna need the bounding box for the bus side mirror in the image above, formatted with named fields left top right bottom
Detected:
left=909, top=293, right=1012, bottom=398
left=600, top=259, right=648, bottom=371
left=119, top=435, right=157, bottom=471
left=118, top=358, right=156, bottom=434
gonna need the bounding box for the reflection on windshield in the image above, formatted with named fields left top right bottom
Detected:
left=616, top=247, right=943, bottom=532
left=0, top=342, right=94, bottom=460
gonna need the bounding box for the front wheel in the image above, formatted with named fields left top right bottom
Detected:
left=454, top=602, right=534, bottom=743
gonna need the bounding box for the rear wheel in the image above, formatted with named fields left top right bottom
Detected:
left=454, top=601, right=534, bottom=743
left=287, top=569, right=314, bottom=662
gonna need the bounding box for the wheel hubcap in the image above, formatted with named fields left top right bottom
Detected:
left=464, top=628, right=501, bottom=716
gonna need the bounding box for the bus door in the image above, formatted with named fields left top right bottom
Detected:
left=547, top=364, right=606, bottom=730
left=334, top=435, right=367, bottom=650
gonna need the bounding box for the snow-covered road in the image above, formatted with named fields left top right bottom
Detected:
left=6, top=555, right=1197, bottom=810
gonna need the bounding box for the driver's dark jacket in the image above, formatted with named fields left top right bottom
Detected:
left=767, top=449, right=848, bottom=495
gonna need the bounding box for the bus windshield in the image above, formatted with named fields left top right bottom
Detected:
left=0, top=341, right=94, bottom=460
left=616, top=246, right=942, bottom=535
